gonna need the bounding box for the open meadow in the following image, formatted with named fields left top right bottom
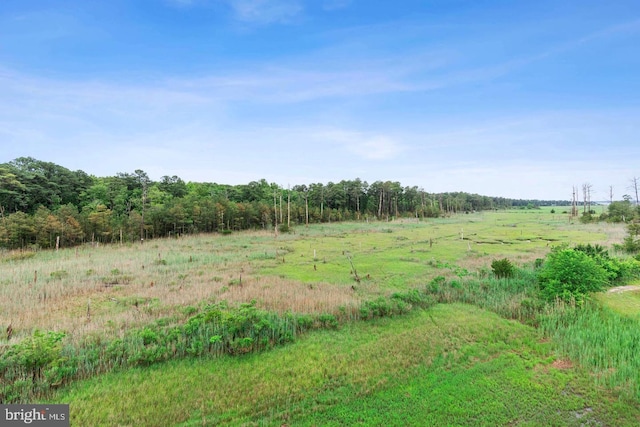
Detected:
left=2, top=208, right=640, bottom=426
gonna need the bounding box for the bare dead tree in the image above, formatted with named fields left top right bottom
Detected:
left=346, top=253, right=360, bottom=282
left=582, top=183, right=593, bottom=214
left=609, top=185, right=614, bottom=204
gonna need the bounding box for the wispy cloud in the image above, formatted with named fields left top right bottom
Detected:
left=312, top=129, right=406, bottom=160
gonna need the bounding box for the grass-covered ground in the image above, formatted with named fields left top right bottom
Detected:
left=597, top=287, right=640, bottom=318
left=50, top=304, right=640, bottom=426
left=2, top=207, right=640, bottom=425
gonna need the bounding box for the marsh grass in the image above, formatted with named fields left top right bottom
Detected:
left=539, top=300, right=640, bottom=399
left=1, top=209, right=635, bottom=410
left=48, top=305, right=640, bottom=427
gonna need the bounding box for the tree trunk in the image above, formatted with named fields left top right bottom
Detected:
left=287, top=185, right=290, bottom=228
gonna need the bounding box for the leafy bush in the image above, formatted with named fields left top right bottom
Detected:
left=278, top=224, right=291, bottom=233
left=0, top=330, right=68, bottom=402
left=574, top=243, right=608, bottom=258
left=359, top=297, right=410, bottom=320
left=574, top=243, right=640, bottom=282
left=491, top=258, right=515, bottom=278
left=391, top=289, right=436, bottom=309
left=537, top=249, right=609, bottom=303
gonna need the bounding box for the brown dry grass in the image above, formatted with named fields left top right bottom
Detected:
left=0, top=232, right=361, bottom=345
left=0, top=213, right=628, bottom=345
left=551, top=359, right=574, bottom=370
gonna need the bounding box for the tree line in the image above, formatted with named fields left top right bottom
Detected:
left=0, top=157, right=569, bottom=249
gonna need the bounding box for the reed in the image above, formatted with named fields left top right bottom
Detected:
left=539, top=301, right=640, bottom=399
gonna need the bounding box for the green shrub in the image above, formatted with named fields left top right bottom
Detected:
left=537, top=249, right=609, bottom=303
left=621, top=236, right=640, bottom=253
left=491, top=258, right=515, bottom=278
left=318, top=313, right=338, bottom=329
left=391, top=289, right=436, bottom=308
left=574, top=243, right=640, bottom=282
left=278, top=224, right=291, bottom=233
left=49, top=270, right=68, bottom=280
left=0, top=330, right=69, bottom=402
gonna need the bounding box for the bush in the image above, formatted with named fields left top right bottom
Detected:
left=278, top=224, right=291, bottom=233
left=573, top=243, right=640, bottom=282
left=621, top=236, right=640, bottom=254
left=537, top=249, right=609, bottom=303
left=491, top=258, right=515, bottom=278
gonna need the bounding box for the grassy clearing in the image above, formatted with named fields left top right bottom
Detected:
left=271, top=210, right=612, bottom=291
left=49, top=304, right=640, bottom=426
left=3, top=208, right=639, bottom=424
left=596, top=287, right=640, bottom=318
left=0, top=209, right=616, bottom=344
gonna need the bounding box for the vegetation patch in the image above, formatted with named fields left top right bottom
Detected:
left=2, top=207, right=640, bottom=425
left=46, top=306, right=640, bottom=426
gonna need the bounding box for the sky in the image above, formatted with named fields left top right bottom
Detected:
left=0, top=0, right=639, bottom=200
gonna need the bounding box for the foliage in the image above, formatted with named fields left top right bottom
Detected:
left=539, top=301, right=640, bottom=399
left=2, top=292, right=439, bottom=403
left=607, top=200, right=636, bottom=223
left=49, top=306, right=640, bottom=426
left=618, top=221, right=640, bottom=254
left=1, top=208, right=637, bottom=418
left=0, top=157, right=571, bottom=249
left=277, top=223, right=291, bottom=233
left=537, top=248, right=610, bottom=303
left=490, top=258, right=515, bottom=278
left=575, top=243, right=640, bottom=282
left=0, top=331, right=67, bottom=402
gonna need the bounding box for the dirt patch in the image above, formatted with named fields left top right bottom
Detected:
left=551, top=359, right=574, bottom=370
left=607, top=285, right=640, bottom=294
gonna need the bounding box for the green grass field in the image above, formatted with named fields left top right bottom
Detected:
left=49, top=305, right=640, bottom=426
left=2, top=208, right=640, bottom=425
left=597, top=288, right=640, bottom=318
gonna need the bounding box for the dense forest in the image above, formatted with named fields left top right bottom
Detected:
left=0, top=157, right=570, bottom=249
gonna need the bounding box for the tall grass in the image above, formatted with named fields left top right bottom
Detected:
left=0, top=288, right=434, bottom=404
left=0, top=301, right=323, bottom=403
left=422, top=269, right=543, bottom=323
left=539, top=301, right=640, bottom=399
left=49, top=305, right=640, bottom=426
left=0, top=212, right=635, bottom=407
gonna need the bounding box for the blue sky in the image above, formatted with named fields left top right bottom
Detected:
left=1, top=0, right=639, bottom=200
